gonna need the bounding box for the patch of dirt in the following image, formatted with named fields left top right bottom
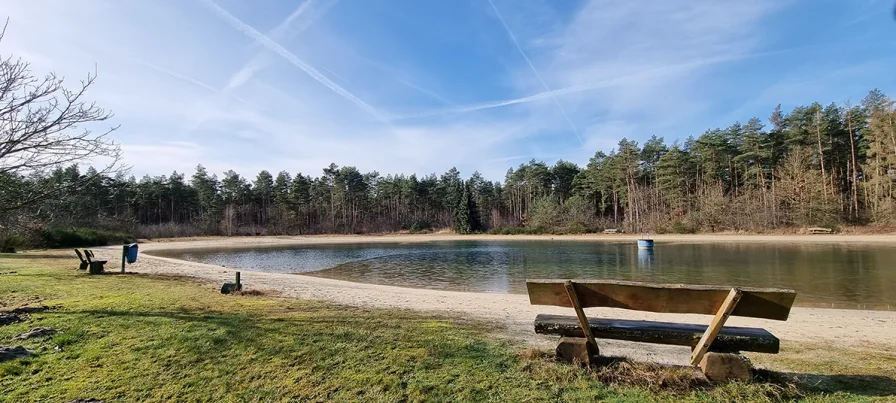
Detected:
left=13, top=327, right=58, bottom=340
left=1, top=305, right=54, bottom=326
left=11, top=305, right=51, bottom=314
left=0, top=312, right=22, bottom=326
left=231, top=289, right=281, bottom=297
left=0, top=345, right=31, bottom=362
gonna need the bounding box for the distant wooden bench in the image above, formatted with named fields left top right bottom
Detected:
left=807, top=227, right=832, bottom=234
left=75, top=249, right=107, bottom=274
left=602, top=229, right=620, bottom=234
left=527, top=279, right=796, bottom=381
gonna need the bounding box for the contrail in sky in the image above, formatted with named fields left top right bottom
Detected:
left=396, top=47, right=797, bottom=120
left=136, top=59, right=218, bottom=93
left=488, top=0, right=584, bottom=146
left=200, top=0, right=386, bottom=122
left=352, top=49, right=455, bottom=106
left=395, top=76, right=629, bottom=120
left=223, top=0, right=338, bottom=92
left=276, top=0, right=317, bottom=34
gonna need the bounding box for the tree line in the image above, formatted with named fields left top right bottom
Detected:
left=3, top=89, right=895, bottom=240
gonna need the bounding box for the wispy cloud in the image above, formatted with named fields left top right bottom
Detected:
left=394, top=78, right=454, bottom=106
left=487, top=155, right=545, bottom=163
left=128, top=57, right=252, bottom=107
left=199, top=0, right=385, bottom=122
left=488, top=0, right=582, bottom=146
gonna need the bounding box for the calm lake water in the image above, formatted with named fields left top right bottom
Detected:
left=154, top=240, right=896, bottom=310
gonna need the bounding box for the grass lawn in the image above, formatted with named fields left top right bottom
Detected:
left=1, top=253, right=894, bottom=402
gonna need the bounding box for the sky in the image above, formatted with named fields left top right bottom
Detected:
left=2, top=0, right=895, bottom=181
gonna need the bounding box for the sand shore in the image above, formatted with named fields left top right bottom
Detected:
left=135, top=232, right=896, bottom=250
left=89, top=234, right=896, bottom=364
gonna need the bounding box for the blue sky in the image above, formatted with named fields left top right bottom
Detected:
left=3, top=0, right=895, bottom=180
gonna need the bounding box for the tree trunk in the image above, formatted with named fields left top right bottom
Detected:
left=815, top=109, right=828, bottom=199
left=847, top=109, right=860, bottom=220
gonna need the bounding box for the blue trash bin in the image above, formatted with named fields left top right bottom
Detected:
left=126, top=243, right=139, bottom=263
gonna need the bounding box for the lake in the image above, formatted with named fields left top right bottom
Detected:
left=153, top=240, right=896, bottom=310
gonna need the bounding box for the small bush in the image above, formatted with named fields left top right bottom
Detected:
left=671, top=221, right=696, bottom=234
left=409, top=221, right=431, bottom=233
left=487, top=226, right=533, bottom=235
left=1, top=234, right=25, bottom=253
left=815, top=222, right=841, bottom=233
left=136, top=222, right=211, bottom=239
left=563, top=222, right=590, bottom=234
left=39, top=227, right=134, bottom=248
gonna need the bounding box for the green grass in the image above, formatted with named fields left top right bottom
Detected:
left=1, top=254, right=894, bottom=402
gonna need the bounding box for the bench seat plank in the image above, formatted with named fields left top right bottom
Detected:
left=534, top=314, right=780, bottom=353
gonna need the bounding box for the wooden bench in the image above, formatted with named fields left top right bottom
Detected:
left=807, top=227, right=832, bottom=234
left=527, top=279, right=796, bottom=381
left=602, top=229, right=620, bottom=234
left=75, top=249, right=107, bottom=274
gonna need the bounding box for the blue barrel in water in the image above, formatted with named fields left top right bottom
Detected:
left=126, top=243, right=139, bottom=263
left=637, top=239, right=654, bottom=249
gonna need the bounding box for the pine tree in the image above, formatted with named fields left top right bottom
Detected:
left=454, top=183, right=473, bottom=234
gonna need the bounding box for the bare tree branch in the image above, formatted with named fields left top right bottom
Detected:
left=0, top=23, right=125, bottom=214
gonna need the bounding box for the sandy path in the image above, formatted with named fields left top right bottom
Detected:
left=89, top=235, right=896, bottom=364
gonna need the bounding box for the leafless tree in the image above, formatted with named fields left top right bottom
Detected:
left=0, top=21, right=123, bottom=213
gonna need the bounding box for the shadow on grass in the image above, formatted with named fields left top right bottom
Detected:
left=0, top=253, right=71, bottom=260
left=74, top=271, right=209, bottom=286
left=756, top=368, right=896, bottom=397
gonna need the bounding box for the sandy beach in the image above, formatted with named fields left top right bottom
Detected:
left=88, top=234, right=896, bottom=365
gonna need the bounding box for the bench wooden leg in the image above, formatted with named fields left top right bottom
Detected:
left=690, top=288, right=742, bottom=366
left=88, top=261, right=105, bottom=275
left=564, top=281, right=599, bottom=357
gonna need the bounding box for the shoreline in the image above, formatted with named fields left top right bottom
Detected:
left=82, top=234, right=896, bottom=365
left=136, top=233, right=896, bottom=252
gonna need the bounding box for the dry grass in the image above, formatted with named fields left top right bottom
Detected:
left=517, top=348, right=807, bottom=400
left=229, top=288, right=281, bottom=297
left=591, top=356, right=710, bottom=392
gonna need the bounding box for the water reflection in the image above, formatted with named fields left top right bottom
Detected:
left=637, top=249, right=655, bottom=269
left=154, top=240, right=896, bottom=309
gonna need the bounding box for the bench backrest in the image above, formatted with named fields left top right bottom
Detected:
left=74, top=249, right=86, bottom=263
left=526, top=279, right=796, bottom=320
